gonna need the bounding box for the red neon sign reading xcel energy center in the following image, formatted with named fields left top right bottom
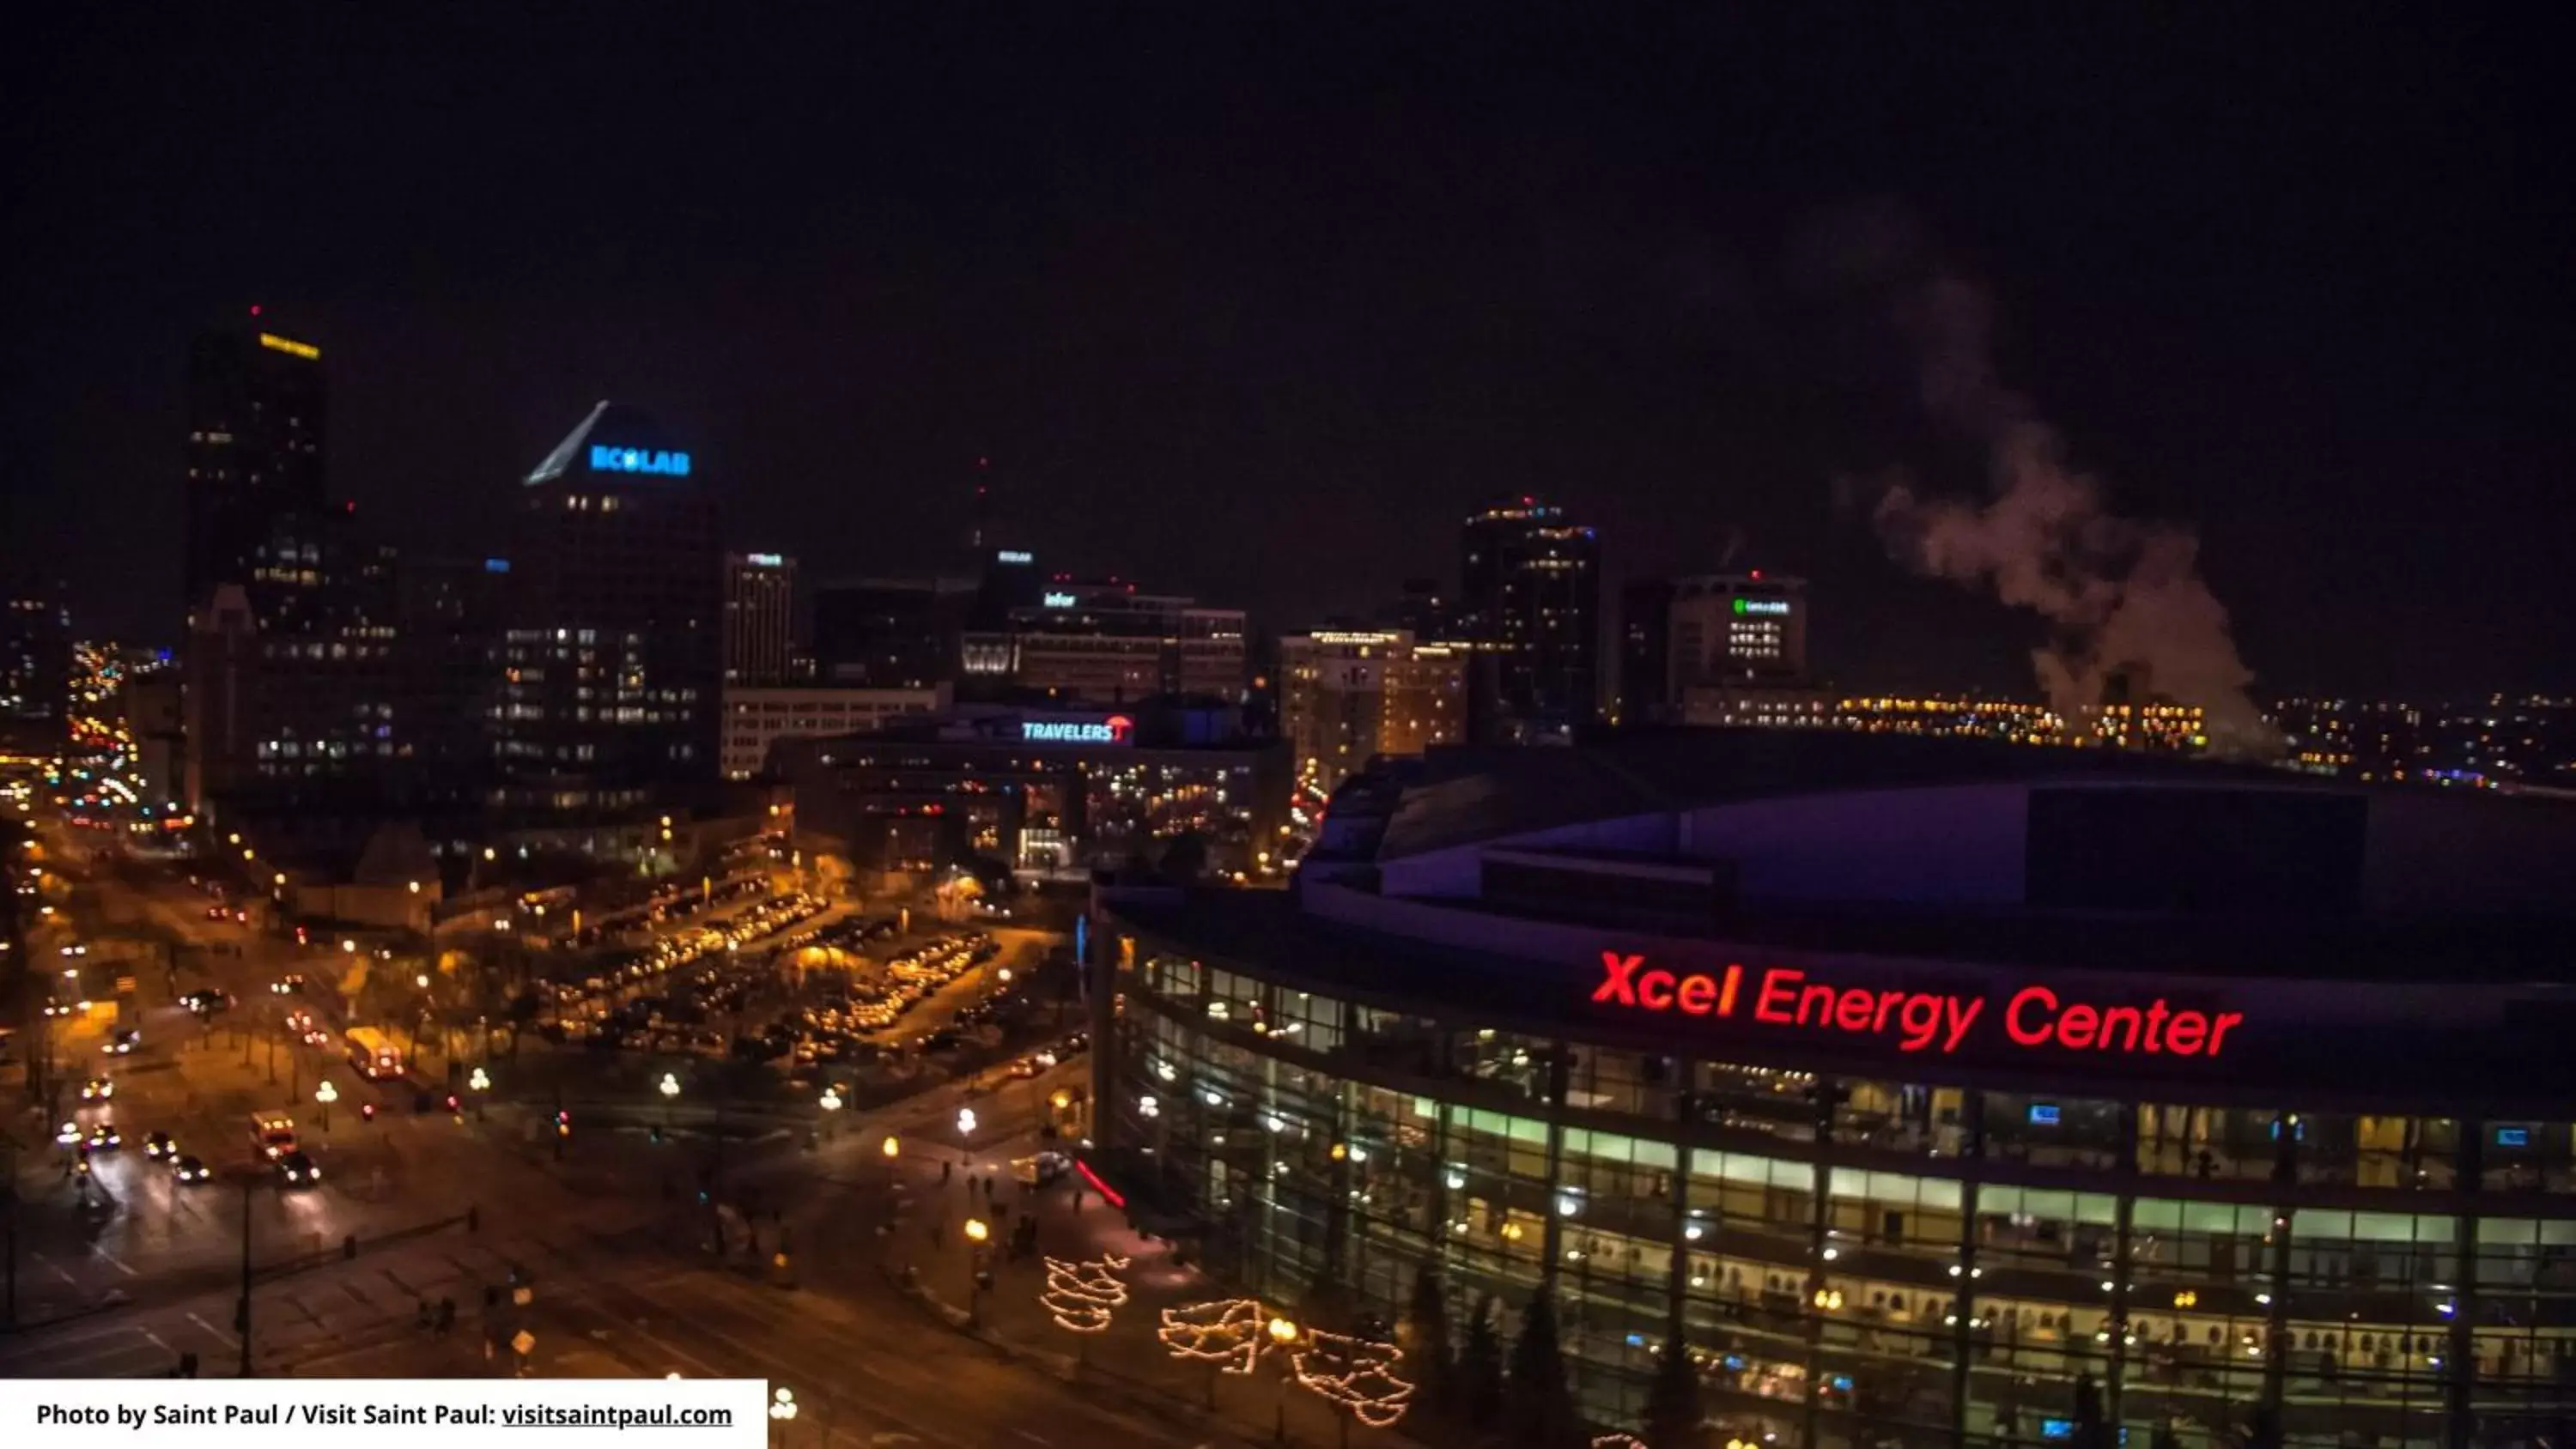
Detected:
left=1591, top=953, right=2245, bottom=1058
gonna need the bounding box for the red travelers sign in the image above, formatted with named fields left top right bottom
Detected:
left=1589, top=952, right=2244, bottom=1058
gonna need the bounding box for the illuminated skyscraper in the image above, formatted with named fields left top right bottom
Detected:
left=182, top=320, right=330, bottom=630
left=1459, top=495, right=1600, bottom=742
left=499, top=402, right=721, bottom=806
left=724, top=551, right=797, bottom=686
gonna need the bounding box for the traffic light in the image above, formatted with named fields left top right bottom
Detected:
left=554, top=1109, right=571, bottom=1137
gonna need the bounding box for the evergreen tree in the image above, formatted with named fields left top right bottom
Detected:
left=2069, top=1373, right=2113, bottom=1449
left=1400, top=1264, right=1456, bottom=1416
left=1459, top=1294, right=1506, bottom=1430
left=1639, top=1331, right=1704, bottom=1449
left=1506, top=1288, right=1574, bottom=1449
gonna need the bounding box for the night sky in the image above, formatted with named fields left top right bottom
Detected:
left=4, top=9, right=2568, bottom=700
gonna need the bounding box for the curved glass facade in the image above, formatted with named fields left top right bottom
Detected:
left=1105, top=945, right=2576, bottom=1448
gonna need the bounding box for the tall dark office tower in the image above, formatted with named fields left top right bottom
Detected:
left=500, top=403, right=721, bottom=807
left=0, top=577, right=71, bottom=755
left=1459, top=495, right=1601, bottom=743
left=1376, top=577, right=1459, bottom=641
left=811, top=579, right=958, bottom=688
left=966, top=455, right=994, bottom=557
left=1617, top=577, right=1677, bottom=726
left=724, top=552, right=797, bottom=686
left=183, top=321, right=330, bottom=630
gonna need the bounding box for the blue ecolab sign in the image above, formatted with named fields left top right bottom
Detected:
left=589, top=445, right=692, bottom=477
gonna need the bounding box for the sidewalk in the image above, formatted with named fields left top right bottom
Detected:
left=862, top=1146, right=1425, bottom=1449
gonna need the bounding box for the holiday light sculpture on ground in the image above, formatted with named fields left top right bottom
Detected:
left=1290, top=1329, right=1416, bottom=1429
left=1157, top=1299, right=1417, bottom=1434
left=1040, top=1253, right=1132, bottom=1333
left=1157, top=1296, right=1267, bottom=1373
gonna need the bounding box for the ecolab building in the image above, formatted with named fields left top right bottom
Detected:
left=1087, top=731, right=2576, bottom=1449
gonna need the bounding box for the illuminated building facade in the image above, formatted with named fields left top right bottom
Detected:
left=1279, top=629, right=1467, bottom=795
left=775, top=702, right=1286, bottom=876
left=498, top=402, right=720, bottom=810
left=724, top=551, right=798, bottom=686
left=1087, top=732, right=2576, bottom=1449
left=964, top=580, right=1248, bottom=705
left=1656, top=573, right=1830, bottom=729
left=718, top=683, right=946, bottom=780
left=183, top=323, right=331, bottom=632
left=1461, top=496, right=1601, bottom=742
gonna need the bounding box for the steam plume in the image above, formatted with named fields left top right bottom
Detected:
left=1872, top=276, right=2281, bottom=758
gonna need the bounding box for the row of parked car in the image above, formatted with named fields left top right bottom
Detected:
left=539, top=893, right=824, bottom=1042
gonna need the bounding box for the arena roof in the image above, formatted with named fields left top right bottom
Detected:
left=1373, top=730, right=2315, bottom=862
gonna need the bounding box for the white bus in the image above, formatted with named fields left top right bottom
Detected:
left=345, top=1025, right=405, bottom=1081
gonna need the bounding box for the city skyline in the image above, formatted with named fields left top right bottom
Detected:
left=8, top=15, right=2576, bottom=1444
left=5, top=11, right=2573, bottom=702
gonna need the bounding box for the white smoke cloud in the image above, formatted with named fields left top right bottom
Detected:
left=1871, top=275, right=2281, bottom=757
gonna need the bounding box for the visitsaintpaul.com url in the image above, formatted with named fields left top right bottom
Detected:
left=500, top=1407, right=733, bottom=1428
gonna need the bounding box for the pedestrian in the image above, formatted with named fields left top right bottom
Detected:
left=1073, top=1185, right=1085, bottom=1212
left=941, top=1160, right=952, bottom=1185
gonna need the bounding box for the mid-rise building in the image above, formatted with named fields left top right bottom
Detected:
left=1663, top=573, right=1827, bottom=727
left=183, top=321, right=331, bottom=632
left=497, top=402, right=721, bottom=811
left=1279, top=629, right=1467, bottom=794
left=966, top=580, right=1247, bottom=705
left=724, top=552, right=798, bottom=687
left=121, top=669, right=185, bottom=807
left=719, top=683, right=948, bottom=780
left=1616, top=571, right=1830, bottom=728
left=1459, top=496, right=1600, bottom=742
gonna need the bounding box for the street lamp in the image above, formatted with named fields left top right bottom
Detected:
left=767, top=1388, right=797, bottom=1446
left=469, top=1065, right=491, bottom=1122
left=659, top=1072, right=680, bottom=1136
left=314, top=1078, right=337, bottom=1133
left=957, top=1106, right=977, bottom=1166
left=1267, top=1317, right=1299, bottom=1445
left=817, top=1087, right=841, bottom=1143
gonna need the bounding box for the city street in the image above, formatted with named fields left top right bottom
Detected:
left=1, top=824, right=1275, bottom=1449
